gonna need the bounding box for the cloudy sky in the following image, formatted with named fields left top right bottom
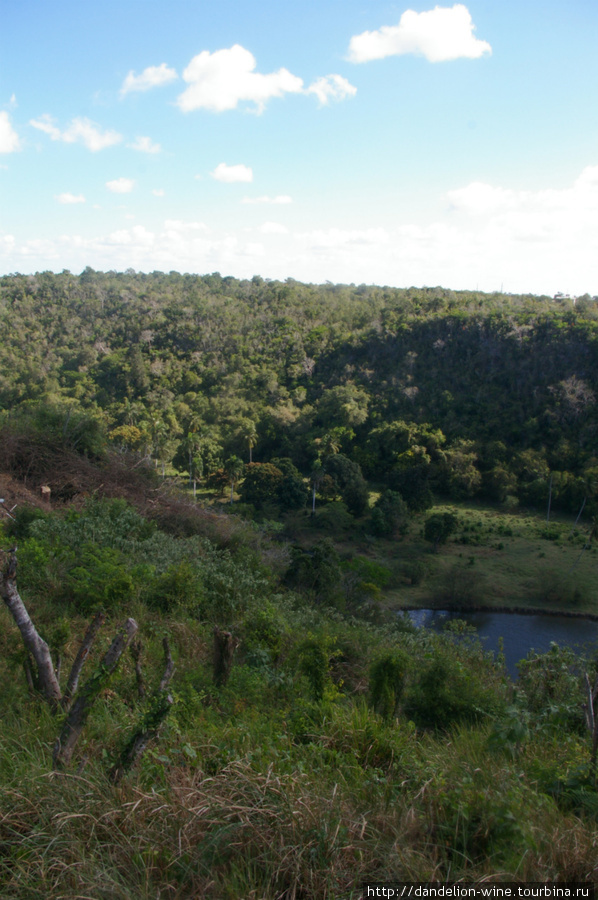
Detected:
left=1, top=0, right=597, bottom=294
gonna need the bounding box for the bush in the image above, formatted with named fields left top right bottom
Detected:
left=403, top=559, right=428, bottom=586
left=369, top=650, right=409, bottom=720
left=424, top=512, right=458, bottom=550
left=370, top=490, right=409, bottom=537
left=312, top=501, right=354, bottom=533
left=285, top=539, right=342, bottom=606
left=405, top=647, right=502, bottom=730
left=277, top=473, right=309, bottom=510
left=4, top=504, right=48, bottom=541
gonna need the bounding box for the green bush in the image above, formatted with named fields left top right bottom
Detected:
left=369, top=650, right=409, bottom=720
left=405, top=647, right=503, bottom=730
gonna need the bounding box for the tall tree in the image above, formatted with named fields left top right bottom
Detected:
left=224, top=455, right=244, bottom=504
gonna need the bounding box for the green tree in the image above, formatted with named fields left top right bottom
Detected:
left=239, top=463, right=283, bottom=508
left=370, top=490, right=410, bottom=537
left=309, top=459, right=324, bottom=516
left=238, top=419, right=258, bottom=464
left=223, top=455, right=244, bottom=504
left=424, top=512, right=458, bottom=551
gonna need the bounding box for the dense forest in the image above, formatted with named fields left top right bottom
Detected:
left=1, top=270, right=598, bottom=897
left=1, top=269, right=598, bottom=514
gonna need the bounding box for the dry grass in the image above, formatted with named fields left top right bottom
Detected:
left=0, top=740, right=597, bottom=900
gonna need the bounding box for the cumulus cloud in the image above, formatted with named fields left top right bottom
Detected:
left=211, top=162, right=253, bottom=183
left=56, top=193, right=85, bottom=204
left=306, top=74, right=357, bottom=105
left=347, top=4, right=491, bottom=63
left=30, top=115, right=122, bottom=151
left=242, top=195, right=292, bottom=205
left=177, top=44, right=304, bottom=113
left=0, top=111, right=20, bottom=152
left=259, top=222, right=288, bottom=234
left=106, top=177, right=135, bottom=193
left=128, top=135, right=161, bottom=154
left=5, top=166, right=598, bottom=297
left=120, top=63, right=178, bottom=96
left=164, top=219, right=210, bottom=233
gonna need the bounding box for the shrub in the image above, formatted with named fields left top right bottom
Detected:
left=369, top=650, right=409, bottom=720
left=405, top=647, right=502, bottom=730
left=370, top=490, right=409, bottom=537
left=424, top=511, right=458, bottom=550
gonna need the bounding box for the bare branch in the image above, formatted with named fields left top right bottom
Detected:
left=109, top=692, right=174, bottom=784
left=158, top=636, right=175, bottom=691
left=130, top=639, right=146, bottom=700
left=53, top=618, right=138, bottom=769
left=62, top=611, right=106, bottom=709
left=1, top=551, right=62, bottom=711
left=584, top=671, right=598, bottom=785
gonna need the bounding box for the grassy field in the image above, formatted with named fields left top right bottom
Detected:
left=152, top=476, right=598, bottom=617
left=277, top=498, right=598, bottom=618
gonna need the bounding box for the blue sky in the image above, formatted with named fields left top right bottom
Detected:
left=1, top=0, right=597, bottom=294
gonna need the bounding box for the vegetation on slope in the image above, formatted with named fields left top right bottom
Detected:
left=1, top=271, right=598, bottom=895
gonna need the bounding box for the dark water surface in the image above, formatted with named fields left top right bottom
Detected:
left=407, top=609, right=598, bottom=677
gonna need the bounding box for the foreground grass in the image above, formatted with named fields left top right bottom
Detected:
left=1, top=694, right=597, bottom=899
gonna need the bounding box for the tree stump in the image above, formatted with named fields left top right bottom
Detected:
left=213, top=627, right=239, bottom=687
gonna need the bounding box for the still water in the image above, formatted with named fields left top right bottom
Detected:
left=406, top=609, right=598, bottom=677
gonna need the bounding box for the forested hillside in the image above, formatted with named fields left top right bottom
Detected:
left=1, top=269, right=598, bottom=515
left=1, top=270, right=598, bottom=896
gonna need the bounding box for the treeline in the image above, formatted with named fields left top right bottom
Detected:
left=2, top=268, right=598, bottom=516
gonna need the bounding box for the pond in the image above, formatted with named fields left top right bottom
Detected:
left=406, top=608, right=598, bottom=677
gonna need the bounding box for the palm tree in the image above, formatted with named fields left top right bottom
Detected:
left=309, top=460, right=324, bottom=517
left=224, top=455, right=244, bottom=504
left=240, top=420, right=258, bottom=463
left=320, top=430, right=341, bottom=458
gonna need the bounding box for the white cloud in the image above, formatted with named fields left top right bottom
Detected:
left=242, top=195, right=292, bottom=205
left=0, top=111, right=20, bottom=152
left=306, top=74, right=357, bottom=105
left=211, top=162, right=253, bottom=183
left=30, top=115, right=122, bottom=151
left=164, top=219, right=209, bottom=232
left=30, top=114, right=61, bottom=140
left=448, top=182, right=520, bottom=215
left=9, top=95, right=17, bottom=109
left=152, top=189, right=165, bottom=197
left=259, top=222, right=288, bottom=234
left=106, top=177, right=135, bottom=193
left=56, top=193, right=85, bottom=204
left=4, top=166, right=598, bottom=297
left=299, top=227, right=391, bottom=248
left=177, top=44, right=304, bottom=113
left=347, top=4, right=491, bottom=63
left=128, top=135, right=161, bottom=154
left=120, top=63, right=178, bottom=96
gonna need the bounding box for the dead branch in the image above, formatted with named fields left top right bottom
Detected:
left=159, top=636, right=175, bottom=691
left=130, top=639, right=146, bottom=700
left=109, top=692, right=173, bottom=784
left=62, top=611, right=106, bottom=709
left=109, top=636, right=175, bottom=783
left=583, top=671, right=598, bottom=784
left=1, top=550, right=62, bottom=711
left=53, top=617, right=138, bottom=769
